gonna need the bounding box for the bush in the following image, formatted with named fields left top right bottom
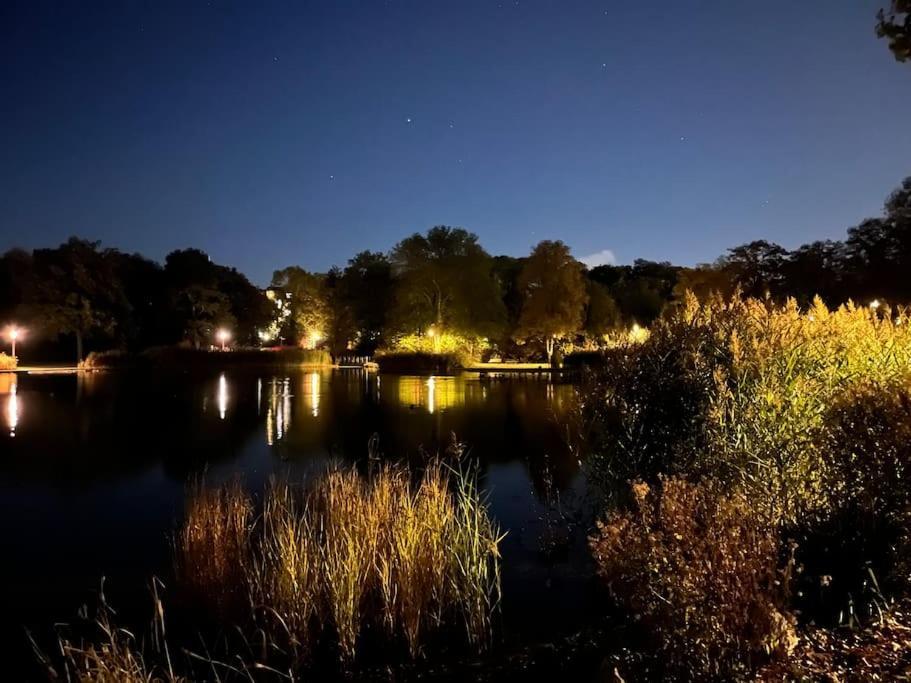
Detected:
left=79, top=349, right=134, bottom=370
left=577, top=293, right=911, bottom=525
left=375, top=351, right=464, bottom=374
left=0, top=352, right=17, bottom=370
left=589, top=478, right=797, bottom=678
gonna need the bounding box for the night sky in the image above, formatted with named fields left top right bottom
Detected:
left=2, top=1, right=910, bottom=284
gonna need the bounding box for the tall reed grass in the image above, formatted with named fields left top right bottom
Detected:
left=176, top=459, right=503, bottom=667
left=577, top=292, right=911, bottom=525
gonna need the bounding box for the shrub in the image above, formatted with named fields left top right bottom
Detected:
left=79, top=349, right=134, bottom=370
left=375, top=351, right=464, bottom=374
left=589, top=478, right=797, bottom=678
left=0, top=352, right=17, bottom=370
left=176, top=460, right=503, bottom=667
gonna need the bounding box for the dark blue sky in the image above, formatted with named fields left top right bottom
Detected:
left=2, top=1, right=909, bottom=284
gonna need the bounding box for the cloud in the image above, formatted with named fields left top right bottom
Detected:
left=579, top=249, right=616, bottom=268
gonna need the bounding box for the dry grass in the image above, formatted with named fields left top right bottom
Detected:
left=175, top=477, right=253, bottom=619
left=589, top=477, right=797, bottom=679
left=46, top=580, right=185, bottom=683
left=176, top=459, right=503, bottom=667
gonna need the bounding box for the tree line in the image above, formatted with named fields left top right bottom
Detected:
left=1, top=176, right=908, bottom=362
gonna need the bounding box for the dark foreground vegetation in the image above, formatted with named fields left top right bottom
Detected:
left=2, top=176, right=910, bottom=366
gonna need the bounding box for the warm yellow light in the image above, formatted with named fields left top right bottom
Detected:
left=427, top=376, right=436, bottom=414
left=870, top=299, right=881, bottom=310
left=216, top=329, right=231, bottom=342
left=427, top=326, right=436, bottom=338
left=6, top=377, right=18, bottom=437
left=9, top=328, right=19, bottom=341
left=217, top=373, right=228, bottom=419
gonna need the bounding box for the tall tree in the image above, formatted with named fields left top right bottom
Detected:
left=584, top=280, right=621, bottom=339
left=388, top=226, right=505, bottom=338
left=29, top=238, right=127, bottom=361
left=718, top=240, right=788, bottom=299
left=336, top=251, right=394, bottom=353
left=271, top=266, right=331, bottom=347
left=515, top=241, right=588, bottom=360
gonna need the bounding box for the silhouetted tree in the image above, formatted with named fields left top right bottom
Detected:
left=330, top=252, right=395, bottom=353
left=29, top=238, right=127, bottom=361
left=718, top=240, right=788, bottom=299
left=877, top=1, right=911, bottom=62
left=584, top=280, right=621, bottom=338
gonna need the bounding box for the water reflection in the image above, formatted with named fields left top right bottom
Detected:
left=217, top=374, right=228, bottom=420
left=1, top=374, right=17, bottom=437
left=306, top=372, right=320, bottom=417
left=395, top=375, right=460, bottom=414
left=265, top=377, right=293, bottom=445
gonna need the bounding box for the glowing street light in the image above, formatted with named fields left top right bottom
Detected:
left=5, top=326, right=22, bottom=359
left=216, top=328, right=231, bottom=351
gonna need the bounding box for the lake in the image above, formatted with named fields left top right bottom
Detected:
left=0, top=369, right=600, bottom=676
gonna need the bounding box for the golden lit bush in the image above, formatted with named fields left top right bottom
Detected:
left=0, top=352, right=17, bottom=370
left=589, top=478, right=797, bottom=678
left=177, top=460, right=503, bottom=668
left=578, top=292, right=911, bottom=525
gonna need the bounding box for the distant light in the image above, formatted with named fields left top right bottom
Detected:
left=426, top=325, right=436, bottom=338
left=870, top=299, right=881, bottom=310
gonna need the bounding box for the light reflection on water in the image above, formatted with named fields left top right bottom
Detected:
left=218, top=373, right=228, bottom=420
left=0, top=374, right=17, bottom=437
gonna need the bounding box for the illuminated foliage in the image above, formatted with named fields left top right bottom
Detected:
left=388, top=226, right=505, bottom=338
left=515, top=241, right=588, bottom=358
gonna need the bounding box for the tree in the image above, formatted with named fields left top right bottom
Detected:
left=877, top=1, right=911, bottom=62
left=672, top=265, right=736, bottom=303
left=515, top=241, right=588, bottom=359
left=271, top=266, right=331, bottom=347
left=172, top=284, right=233, bottom=349
left=584, top=280, right=621, bottom=339
left=780, top=240, right=847, bottom=306
left=29, top=238, right=127, bottom=361
left=335, top=251, right=394, bottom=353
left=388, top=226, right=505, bottom=338
left=588, top=260, right=680, bottom=325
left=718, top=240, right=788, bottom=299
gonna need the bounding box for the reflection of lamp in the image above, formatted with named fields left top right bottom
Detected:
left=217, top=373, right=228, bottom=419
left=6, top=377, right=18, bottom=437
left=309, top=372, right=320, bottom=417
left=427, top=376, right=436, bottom=414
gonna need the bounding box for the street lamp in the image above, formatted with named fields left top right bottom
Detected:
left=216, top=328, right=231, bottom=351
left=5, top=326, right=21, bottom=359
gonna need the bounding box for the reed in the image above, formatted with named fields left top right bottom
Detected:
left=175, top=458, right=503, bottom=668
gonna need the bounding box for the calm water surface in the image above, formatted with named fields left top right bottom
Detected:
left=0, top=369, right=596, bottom=671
